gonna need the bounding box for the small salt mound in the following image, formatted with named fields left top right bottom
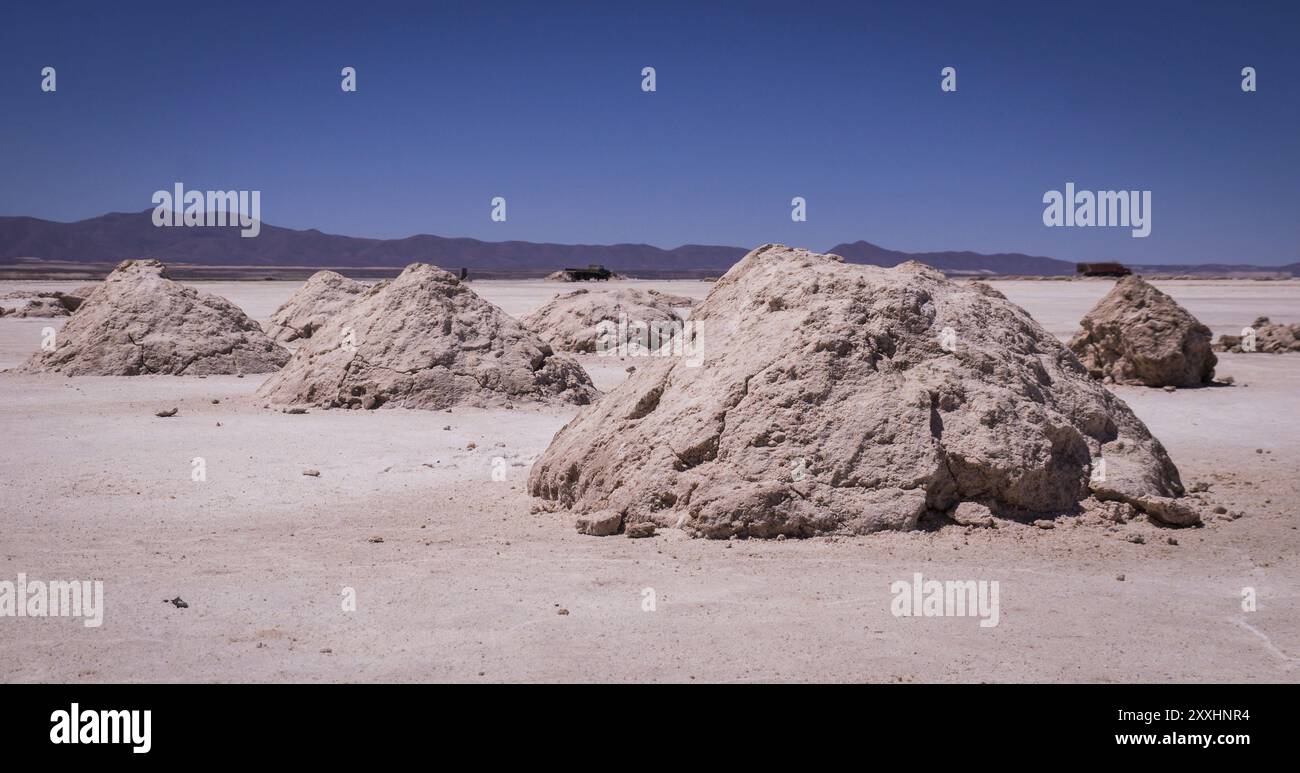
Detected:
left=265, top=270, right=370, bottom=342
left=16, top=259, right=289, bottom=376
left=0, top=290, right=87, bottom=317
left=257, top=263, right=598, bottom=410
left=1217, top=317, right=1300, bottom=353
left=1068, top=276, right=1216, bottom=387
left=522, top=287, right=697, bottom=353
left=529, top=244, right=1198, bottom=538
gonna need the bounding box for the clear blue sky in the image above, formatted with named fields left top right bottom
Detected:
left=1, top=0, right=1296, bottom=264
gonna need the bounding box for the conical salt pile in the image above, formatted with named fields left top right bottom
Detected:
left=529, top=245, right=1198, bottom=538
left=16, top=259, right=289, bottom=376
left=1069, top=276, right=1216, bottom=387
left=265, top=270, right=370, bottom=343
left=257, top=263, right=598, bottom=410
left=522, top=287, right=696, bottom=353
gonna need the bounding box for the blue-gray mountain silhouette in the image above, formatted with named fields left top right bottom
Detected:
left=1, top=210, right=1293, bottom=276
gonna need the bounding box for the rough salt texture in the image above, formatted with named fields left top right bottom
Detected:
left=522, top=287, right=697, bottom=353
left=1217, top=317, right=1300, bottom=353
left=1068, top=276, right=1216, bottom=387
left=265, top=270, right=370, bottom=342
left=530, top=244, right=1197, bottom=538
left=15, top=260, right=290, bottom=376
left=257, top=263, right=598, bottom=410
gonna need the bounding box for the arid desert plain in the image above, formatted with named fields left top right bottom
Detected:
left=1, top=277, right=1298, bottom=683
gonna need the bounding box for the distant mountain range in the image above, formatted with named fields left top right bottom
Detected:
left=1, top=210, right=1295, bottom=278
left=824, top=240, right=1077, bottom=275
left=0, top=210, right=746, bottom=273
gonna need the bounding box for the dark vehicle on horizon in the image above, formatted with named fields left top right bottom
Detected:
left=560, top=264, right=613, bottom=281
left=1076, top=262, right=1133, bottom=277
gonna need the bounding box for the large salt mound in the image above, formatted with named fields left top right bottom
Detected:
left=1068, top=276, right=1216, bottom=387
left=265, top=270, right=369, bottom=342
left=257, top=263, right=598, bottom=410
left=522, top=287, right=697, bottom=353
left=16, top=259, right=290, bottom=376
left=529, top=244, right=1197, bottom=538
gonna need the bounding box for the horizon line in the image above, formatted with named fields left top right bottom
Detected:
left=2, top=208, right=1296, bottom=268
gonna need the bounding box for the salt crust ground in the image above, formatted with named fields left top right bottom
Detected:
left=0, top=278, right=1296, bottom=682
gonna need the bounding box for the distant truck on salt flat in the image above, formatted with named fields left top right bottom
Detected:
left=558, top=264, right=613, bottom=281
left=1076, top=262, right=1132, bottom=278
